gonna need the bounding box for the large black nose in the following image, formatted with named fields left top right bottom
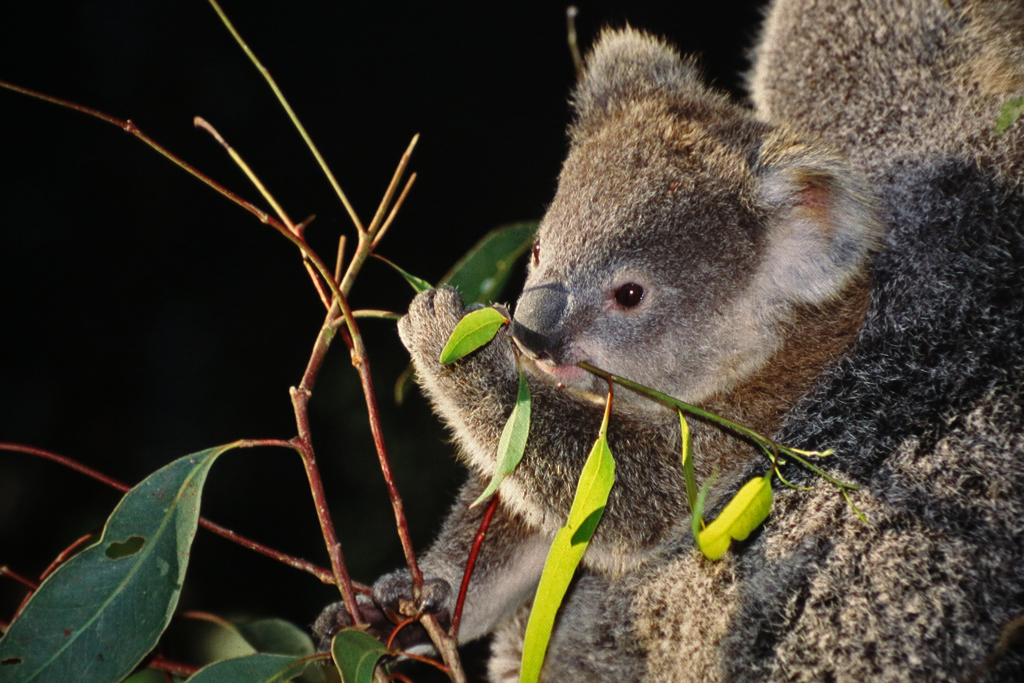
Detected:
left=510, top=283, right=568, bottom=359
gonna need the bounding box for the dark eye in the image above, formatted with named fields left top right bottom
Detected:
left=614, top=283, right=645, bottom=308
left=532, top=241, right=541, bottom=265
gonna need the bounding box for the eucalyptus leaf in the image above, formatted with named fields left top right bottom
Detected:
left=697, top=474, right=773, bottom=561
left=331, top=629, right=390, bottom=683
left=373, top=254, right=433, bottom=293
left=679, top=411, right=698, bottom=524
left=996, top=97, right=1024, bottom=134
left=439, top=307, right=508, bottom=364
left=0, top=444, right=240, bottom=683
left=187, top=653, right=310, bottom=683
left=473, top=365, right=531, bottom=506
left=520, top=400, right=615, bottom=683
left=441, top=222, right=538, bottom=305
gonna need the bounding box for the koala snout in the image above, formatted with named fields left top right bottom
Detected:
left=511, top=283, right=570, bottom=362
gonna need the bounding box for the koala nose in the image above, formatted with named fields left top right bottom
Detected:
left=511, top=283, right=568, bottom=360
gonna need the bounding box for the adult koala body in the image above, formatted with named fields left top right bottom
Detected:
left=317, top=0, right=1024, bottom=680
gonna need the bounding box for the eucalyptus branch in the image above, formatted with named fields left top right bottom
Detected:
left=0, top=442, right=339, bottom=584
left=576, top=363, right=857, bottom=492
left=205, top=0, right=363, bottom=232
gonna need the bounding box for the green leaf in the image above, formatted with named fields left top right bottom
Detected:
left=679, top=411, right=699, bottom=525
left=520, top=401, right=615, bottom=683
left=441, top=222, right=538, bottom=305
left=696, top=474, right=773, bottom=561
left=996, top=97, right=1024, bottom=134
left=438, top=307, right=508, bottom=364
left=187, top=653, right=310, bottom=683
left=0, top=444, right=240, bottom=683
left=374, top=254, right=433, bottom=293
left=331, top=629, right=390, bottom=683
left=472, top=366, right=531, bottom=506
left=238, top=618, right=316, bottom=657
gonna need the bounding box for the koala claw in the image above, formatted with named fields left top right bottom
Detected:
left=311, top=576, right=453, bottom=654
left=374, top=573, right=452, bottom=626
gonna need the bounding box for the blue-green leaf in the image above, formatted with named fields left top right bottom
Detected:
left=331, top=629, right=390, bottom=683
left=187, top=653, right=310, bottom=683
left=0, top=444, right=240, bottom=683
left=441, top=222, right=538, bottom=305
left=472, top=365, right=531, bottom=506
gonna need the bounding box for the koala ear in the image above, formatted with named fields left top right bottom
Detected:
left=753, top=131, right=883, bottom=305
left=573, top=28, right=703, bottom=130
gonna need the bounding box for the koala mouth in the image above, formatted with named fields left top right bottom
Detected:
left=531, top=358, right=589, bottom=383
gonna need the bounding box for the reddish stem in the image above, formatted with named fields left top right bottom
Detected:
left=0, top=442, right=339, bottom=585
left=148, top=655, right=199, bottom=677
left=450, top=494, right=500, bottom=640
left=0, top=567, right=38, bottom=591
left=39, top=533, right=95, bottom=582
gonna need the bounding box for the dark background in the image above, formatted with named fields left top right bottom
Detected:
left=0, top=0, right=761, bottom=673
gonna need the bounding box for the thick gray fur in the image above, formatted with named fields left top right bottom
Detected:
left=315, top=1, right=1024, bottom=680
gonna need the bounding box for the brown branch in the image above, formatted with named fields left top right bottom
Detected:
left=451, top=493, right=500, bottom=640
left=149, top=655, right=200, bottom=677
left=0, top=442, right=338, bottom=585
left=0, top=567, right=38, bottom=591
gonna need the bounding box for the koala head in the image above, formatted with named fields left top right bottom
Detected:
left=511, top=29, right=881, bottom=410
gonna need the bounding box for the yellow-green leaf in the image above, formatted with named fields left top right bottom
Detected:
left=696, top=474, right=773, bottom=560
left=520, top=398, right=615, bottom=683
left=679, top=411, right=698, bottom=525
left=439, top=307, right=508, bottom=364
left=996, top=97, right=1024, bottom=134
left=472, top=366, right=531, bottom=506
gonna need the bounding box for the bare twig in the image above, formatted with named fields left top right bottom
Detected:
left=0, top=442, right=338, bottom=585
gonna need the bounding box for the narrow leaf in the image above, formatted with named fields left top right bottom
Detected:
left=187, top=653, right=309, bottom=683
left=520, top=397, right=615, bottom=683
left=373, top=254, right=432, bottom=293
left=679, top=411, right=698, bottom=523
left=697, top=474, right=773, bottom=561
left=473, top=366, right=531, bottom=506
left=439, top=307, right=508, bottom=364
left=331, top=629, right=390, bottom=683
left=441, top=222, right=538, bottom=305
left=0, top=444, right=240, bottom=683
left=996, top=97, right=1024, bottom=134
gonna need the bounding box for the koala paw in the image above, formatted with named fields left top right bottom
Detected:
left=311, top=575, right=452, bottom=654
left=398, top=287, right=467, bottom=365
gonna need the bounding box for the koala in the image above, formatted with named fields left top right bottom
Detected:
left=316, top=1, right=1024, bottom=681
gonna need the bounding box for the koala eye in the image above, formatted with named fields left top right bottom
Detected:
left=614, top=283, right=645, bottom=308
left=532, top=241, right=541, bottom=265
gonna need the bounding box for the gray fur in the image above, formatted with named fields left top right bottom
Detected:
left=315, top=1, right=1024, bottom=680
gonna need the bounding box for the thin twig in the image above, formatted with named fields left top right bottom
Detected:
left=371, top=172, right=418, bottom=251
left=0, top=567, right=39, bottom=591
left=205, top=0, right=364, bottom=231
left=0, top=442, right=338, bottom=584
left=367, top=134, right=420, bottom=239
left=39, top=533, right=95, bottom=581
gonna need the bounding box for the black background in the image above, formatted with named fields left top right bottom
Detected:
left=0, top=0, right=761, bottom=673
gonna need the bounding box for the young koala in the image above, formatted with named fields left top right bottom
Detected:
left=317, top=1, right=1024, bottom=680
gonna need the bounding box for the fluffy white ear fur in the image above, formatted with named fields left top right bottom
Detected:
left=755, top=131, right=883, bottom=305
